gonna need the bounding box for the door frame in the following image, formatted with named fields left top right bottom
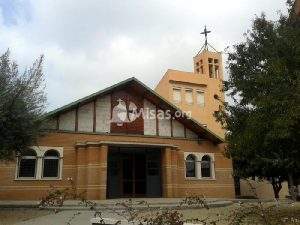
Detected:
left=107, top=146, right=162, bottom=198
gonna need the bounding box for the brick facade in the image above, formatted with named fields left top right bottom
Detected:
left=0, top=131, right=235, bottom=200
left=0, top=78, right=235, bottom=200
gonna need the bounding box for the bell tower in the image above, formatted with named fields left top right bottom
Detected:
left=193, top=26, right=223, bottom=80
left=155, top=26, right=225, bottom=138
left=193, top=51, right=223, bottom=79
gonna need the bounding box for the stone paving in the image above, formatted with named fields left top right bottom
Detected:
left=7, top=198, right=295, bottom=225
left=14, top=210, right=126, bottom=225
left=0, top=198, right=229, bottom=225
left=13, top=209, right=203, bottom=225
left=1, top=198, right=235, bottom=225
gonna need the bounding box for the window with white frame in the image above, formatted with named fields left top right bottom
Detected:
left=185, top=154, right=196, bottom=178
left=16, top=146, right=63, bottom=180
left=173, top=88, right=181, bottom=103
left=184, top=152, right=215, bottom=179
left=43, top=150, right=60, bottom=178
left=196, top=90, right=205, bottom=107
left=185, top=89, right=193, bottom=104
left=17, top=149, right=37, bottom=178
left=201, top=155, right=212, bottom=178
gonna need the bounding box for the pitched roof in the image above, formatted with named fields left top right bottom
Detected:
left=45, top=77, right=224, bottom=144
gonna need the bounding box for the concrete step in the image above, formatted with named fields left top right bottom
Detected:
left=0, top=198, right=233, bottom=210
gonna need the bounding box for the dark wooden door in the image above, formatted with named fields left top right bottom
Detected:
left=121, top=152, right=146, bottom=197
left=107, top=149, right=121, bottom=198
left=107, top=148, right=162, bottom=198
left=122, top=153, right=134, bottom=196
left=146, top=150, right=162, bottom=197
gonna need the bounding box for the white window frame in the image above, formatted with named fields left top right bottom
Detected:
left=42, top=150, right=62, bottom=180
left=185, top=89, right=194, bottom=105
left=15, top=146, right=63, bottom=181
left=16, top=152, right=37, bottom=180
left=184, top=152, right=215, bottom=180
left=196, top=90, right=205, bottom=107
left=200, top=154, right=214, bottom=179
left=172, top=87, right=181, bottom=103
left=185, top=154, right=198, bottom=179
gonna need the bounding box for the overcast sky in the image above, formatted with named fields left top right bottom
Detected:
left=0, top=0, right=288, bottom=111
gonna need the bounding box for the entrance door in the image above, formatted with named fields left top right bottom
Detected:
left=107, top=147, right=161, bottom=198
left=122, top=152, right=146, bottom=197
left=146, top=151, right=161, bottom=197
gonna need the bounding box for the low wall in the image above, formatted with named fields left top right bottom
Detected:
left=240, top=179, right=289, bottom=199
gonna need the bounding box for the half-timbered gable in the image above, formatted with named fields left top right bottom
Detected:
left=44, top=78, right=217, bottom=142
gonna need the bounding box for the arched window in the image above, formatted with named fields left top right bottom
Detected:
left=201, top=155, right=211, bottom=178
left=43, top=150, right=60, bottom=178
left=18, top=149, right=37, bottom=178
left=185, top=154, right=196, bottom=178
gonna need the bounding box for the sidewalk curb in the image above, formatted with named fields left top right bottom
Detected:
left=0, top=201, right=233, bottom=210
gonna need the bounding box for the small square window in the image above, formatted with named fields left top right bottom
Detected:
left=208, top=58, right=213, bottom=64
left=214, top=59, right=219, bottom=64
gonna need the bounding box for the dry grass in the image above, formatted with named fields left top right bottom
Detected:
left=0, top=208, right=52, bottom=225
left=181, top=202, right=300, bottom=225
left=181, top=204, right=236, bottom=224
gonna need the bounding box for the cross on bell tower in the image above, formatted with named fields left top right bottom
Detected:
left=201, top=25, right=211, bottom=50
left=197, top=25, right=218, bottom=55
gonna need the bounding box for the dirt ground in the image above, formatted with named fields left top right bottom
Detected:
left=0, top=208, right=52, bottom=225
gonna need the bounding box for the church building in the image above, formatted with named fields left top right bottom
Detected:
left=0, top=41, right=235, bottom=200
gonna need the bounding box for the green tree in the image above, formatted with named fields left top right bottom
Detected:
left=216, top=3, right=300, bottom=198
left=0, top=50, right=46, bottom=160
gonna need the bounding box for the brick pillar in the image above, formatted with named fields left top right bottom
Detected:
left=99, top=144, right=108, bottom=200
left=76, top=145, right=87, bottom=198
left=161, top=147, right=173, bottom=197
left=86, top=144, right=101, bottom=199
left=171, top=149, right=179, bottom=197
left=176, top=149, right=185, bottom=197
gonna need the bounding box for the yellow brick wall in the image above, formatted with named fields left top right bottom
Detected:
left=0, top=132, right=235, bottom=200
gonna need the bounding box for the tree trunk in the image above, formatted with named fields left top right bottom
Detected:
left=288, top=174, right=294, bottom=188
left=271, top=177, right=282, bottom=199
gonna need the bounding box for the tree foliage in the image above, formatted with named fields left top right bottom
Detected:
left=0, top=50, right=46, bottom=160
left=216, top=2, right=300, bottom=198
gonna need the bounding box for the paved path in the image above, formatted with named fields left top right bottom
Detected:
left=14, top=210, right=131, bottom=225
left=7, top=198, right=235, bottom=225
left=4, top=198, right=235, bottom=225
left=13, top=209, right=206, bottom=225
